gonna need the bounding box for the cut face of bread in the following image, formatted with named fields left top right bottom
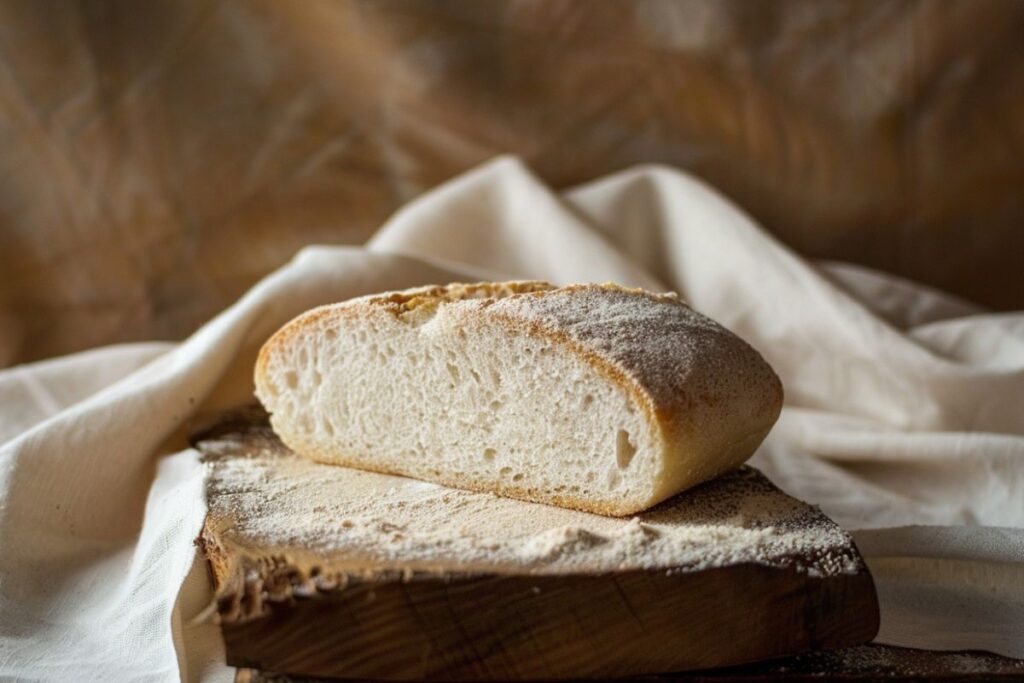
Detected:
left=255, top=282, right=783, bottom=516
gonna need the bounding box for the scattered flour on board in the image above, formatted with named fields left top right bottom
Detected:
left=199, top=419, right=861, bottom=576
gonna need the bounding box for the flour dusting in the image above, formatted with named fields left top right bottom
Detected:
left=196, top=411, right=861, bottom=577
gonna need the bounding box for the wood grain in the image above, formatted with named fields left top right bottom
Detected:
left=194, top=409, right=879, bottom=681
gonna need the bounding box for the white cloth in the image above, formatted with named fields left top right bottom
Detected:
left=1, top=157, right=1021, bottom=680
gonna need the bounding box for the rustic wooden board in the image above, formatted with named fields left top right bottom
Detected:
left=193, top=408, right=879, bottom=681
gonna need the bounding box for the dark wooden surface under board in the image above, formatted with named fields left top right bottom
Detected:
left=235, top=644, right=1024, bottom=682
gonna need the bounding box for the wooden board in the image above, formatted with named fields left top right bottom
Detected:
left=192, top=408, right=879, bottom=681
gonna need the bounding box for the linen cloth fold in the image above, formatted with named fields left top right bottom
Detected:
left=1, top=157, right=1021, bottom=680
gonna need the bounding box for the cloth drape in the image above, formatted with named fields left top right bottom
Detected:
left=2, top=157, right=1021, bottom=680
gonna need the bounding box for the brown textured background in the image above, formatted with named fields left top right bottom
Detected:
left=2, top=0, right=1022, bottom=367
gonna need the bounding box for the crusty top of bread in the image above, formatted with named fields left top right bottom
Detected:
left=481, top=283, right=779, bottom=419
left=368, top=280, right=554, bottom=314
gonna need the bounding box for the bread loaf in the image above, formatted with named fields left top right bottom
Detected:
left=254, top=282, right=783, bottom=515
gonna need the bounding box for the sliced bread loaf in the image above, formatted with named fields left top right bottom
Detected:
left=254, top=282, right=783, bottom=515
